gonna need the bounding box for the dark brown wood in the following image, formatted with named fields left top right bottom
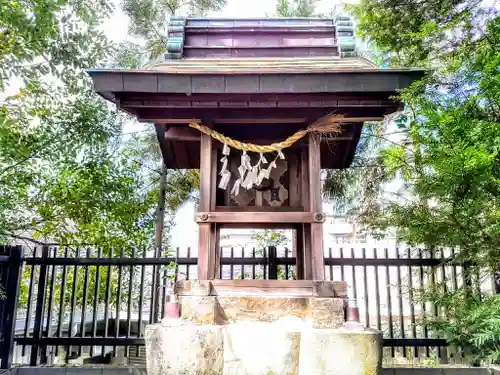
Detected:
left=295, top=224, right=305, bottom=280
left=215, top=206, right=304, bottom=212
left=212, top=224, right=220, bottom=280
left=196, top=212, right=324, bottom=224
left=165, top=126, right=200, bottom=141
left=296, top=149, right=310, bottom=279
left=118, top=92, right=400, bottom=109
left=175, top=279, right=347, bottom=297
left=88, top=24, right=424, bottom=292
left=307, top=133, right=325, bottom=280
left=135, top=107, right=387, bottom=123
left=308, top=133, right=321, bottom=212
left=303, top=223, right=313, bottom=279
left=291, top=227, right=297, bottom=259
left=198, top=127, right=217, bottom=280
left=214, top=118, right=308, bottom=124
left=343, top=120, right=364, bottom=167
left=299, top=148, right=310, bottom=211
left=89, top=70, right=425, bottom=97
left=172, top=141, right=191, bottom=168
left=210, top=148, right=218, bottom=211
left=288, top=152, right=300, bottom=208
left=310, top=223, right=325, bottom=280
left=159, top=138, right=361, bottom=170
left=210, top=146, right=220, bottom=280
left=154, top=123, right=171, bottom=170
left=199, top=132, right=212, bottom=212
left=217, top=223, right=297, bottom=230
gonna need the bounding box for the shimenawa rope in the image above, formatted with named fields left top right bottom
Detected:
left=188, top=112, right=343, bottom=153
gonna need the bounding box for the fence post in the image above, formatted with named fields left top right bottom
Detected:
left=30, top=246, right=49, bottom=366
left=268, top=246, right=278, bottom=280
left=0, top=246, right=23, bottom=369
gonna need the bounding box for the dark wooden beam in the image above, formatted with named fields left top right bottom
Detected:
left=214, top=118, right=308, bottom=124
left=154, top=123, right=169, bottom=166
left=165, top=126, right=200, bottom=141
left=164, top=126, right=355, bottom=143
left=89, top=69, right=423, bottom=96
left=343, top=123, right=364, bottom=167
left=118, top=92, right=399, bottom=109
left=196, top=212, right=324, bottom=224
left=136, top=107, right=388, bottom=122
left=172, top=142, right=191, bottom=168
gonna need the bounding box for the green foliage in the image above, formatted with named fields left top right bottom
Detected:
left=347, top=0, right=489, bottom=67
left=0, top=0, right=113, bottom=90
left=323, top=121, right=389, bottom=215
left=274, top=0, right=319, bottom=17
left=346, top=0, right=500, bottom=364
left=121, top=0, right=227, bottom=60
left=0, top=0, right=202, bottom=310
left=251, top=230, right=289, bottom=253
left=425, top=291, right=500, bottom=364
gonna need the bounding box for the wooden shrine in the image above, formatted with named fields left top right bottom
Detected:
left=89, top=17, right=423, bottom=283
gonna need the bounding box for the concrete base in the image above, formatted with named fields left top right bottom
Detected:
left=145, top=319, right=382, bottom=375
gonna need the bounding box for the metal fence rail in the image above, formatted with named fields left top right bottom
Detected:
left=0, top=245, right=491, bottom=368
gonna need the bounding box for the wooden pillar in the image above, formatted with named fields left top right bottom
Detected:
left=211, top=148, right=221, bottom=279
left=294, top=224, right=305, bottom=280
left=197, top=129, right=217, bottom=280
left=307, top=133, right=325, bottom=280
left=297, top=149, right=310, bottom=279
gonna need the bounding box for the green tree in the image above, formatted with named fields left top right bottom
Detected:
left=345, top=0, right=500, bottom=364
left=274, top=0, right=319, bottom=17
left=0, top=0, right=141, bottom=248
left=121, top=0, right=227, bottom=61
left=0, top=0, right=200, bottom=313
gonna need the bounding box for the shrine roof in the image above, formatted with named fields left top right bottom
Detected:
left=87, top=16, right=426, bottom=170
left=139, top=56, right=378, bottom=73
left=161, top=16, right=358, bottom=60
left=88, top=16, right=424, bottom=100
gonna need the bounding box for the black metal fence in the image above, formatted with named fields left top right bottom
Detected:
left=0, top=245, right=493, bottom=368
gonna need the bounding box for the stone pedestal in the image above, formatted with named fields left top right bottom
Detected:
left=145, top=280, right=381, bottom=375
left=145, top=320, right=382, bottom=375
left=177, top=279, right=347, bottom=328
left=180, top=295, right=345, bottom=328
left=145, top=320, right=224, bottom=375
left=223, top=320, right=301, bottom=375
left=299, top=327, right=383, bottom=375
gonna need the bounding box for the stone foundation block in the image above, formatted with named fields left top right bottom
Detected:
left=308, top=297, right=345, bottom=328
left=179, top=296, right=218, bottom=324
left=179, top=295, right=345, bottom=328
left=299, top=328, right=382, bottom=375
left=223, top=321, right=301, bottom=375
left=145, top=321, right=224, bottom=375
